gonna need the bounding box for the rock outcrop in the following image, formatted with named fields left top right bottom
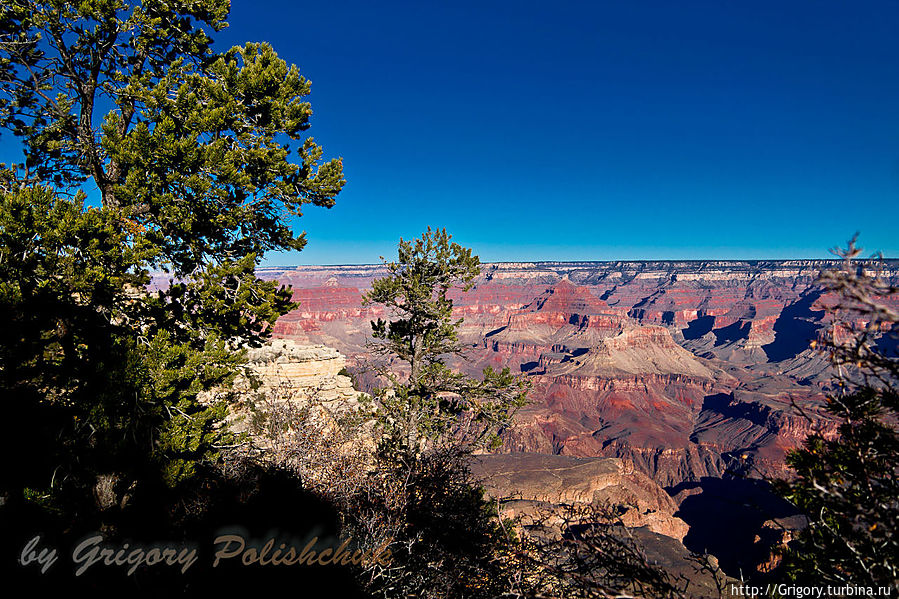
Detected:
left=227, top=340, right=364, bottom=436
left=471, top=453, right=690, bottom=541
left=245, top=340, right=356, bottom=397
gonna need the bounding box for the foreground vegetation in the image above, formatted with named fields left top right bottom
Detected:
left=0, top=0, right=351, bottom=592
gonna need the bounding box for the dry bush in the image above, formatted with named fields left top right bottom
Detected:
left=504, top=500, right=729, bottom=599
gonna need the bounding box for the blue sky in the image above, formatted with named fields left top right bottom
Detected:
left=7, top=1, right=899, bottom=264
left=215, top=0, right=898, bottom=265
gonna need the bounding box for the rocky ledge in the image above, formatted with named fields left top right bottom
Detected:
left=470, top=453, right=690, bottom=541
left=227, top=340, right=364, bottom=435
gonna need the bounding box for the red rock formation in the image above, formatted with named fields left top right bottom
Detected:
left=265, top=260, right=898, bottom=487
left=470, top=453, right=690, bottom=541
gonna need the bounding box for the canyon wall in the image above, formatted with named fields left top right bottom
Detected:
left=261, top=260, right=899, bottom=488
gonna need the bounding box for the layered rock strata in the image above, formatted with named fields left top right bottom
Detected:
left=259, top=260, right=898, bottom=486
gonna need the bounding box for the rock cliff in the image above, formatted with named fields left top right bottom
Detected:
left=226, top=339, right=364, bottom=436
left=260, top=260, right=897, bottom=487
left=470, top=453, right=689, bottom=541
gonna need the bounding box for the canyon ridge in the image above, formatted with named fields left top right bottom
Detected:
left=244, top=259, right=898, bottom=577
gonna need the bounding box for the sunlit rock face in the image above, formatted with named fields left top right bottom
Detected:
left=470, top=453, right=690, bottom=541
left=246, top=340, right=348, bottom=388
left=225, top=340, right=364, bottom=438
left=259, top=260, right=899, bottom=486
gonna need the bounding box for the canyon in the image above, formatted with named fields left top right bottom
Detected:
left=258, top=259, right=899, bottom=578
left=264, top=260, right=898, bottom=481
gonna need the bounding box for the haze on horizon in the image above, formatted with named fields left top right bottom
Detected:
left=260, top=256, right=899, bottom=269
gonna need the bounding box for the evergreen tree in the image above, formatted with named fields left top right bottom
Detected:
left=364, top=227, right=528, bottom=461
left=0, top=0, right=344, bottom=546
left=355, top=228, right=529, bottom=598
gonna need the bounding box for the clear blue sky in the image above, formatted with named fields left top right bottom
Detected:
left=217, top=0, right=899, bottom=265
left=9, top=2, right=899, bottom=264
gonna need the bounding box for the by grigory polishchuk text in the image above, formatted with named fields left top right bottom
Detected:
left=18, top=533, right=392, bottom=577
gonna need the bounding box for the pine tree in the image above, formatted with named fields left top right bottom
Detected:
left=363, top=227, right=529, bottom=460
left=0, top=0, right=343, bottom=537
left=354, top=228, right=530, bottom=598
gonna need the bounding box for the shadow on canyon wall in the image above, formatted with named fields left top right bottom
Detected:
left=762, top=292, right=823, bottom=362
left=682, top=315, right=716, bottom=341
left=669, top=476, right=798, bottom=580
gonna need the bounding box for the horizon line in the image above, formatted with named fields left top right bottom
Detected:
left=258, top=256, right=899, bottom=269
